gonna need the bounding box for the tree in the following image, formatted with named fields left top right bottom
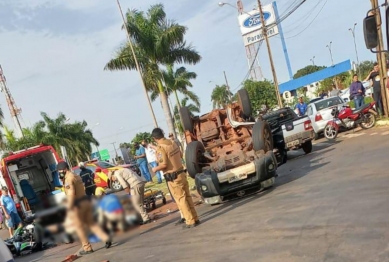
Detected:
left=293, top=65, right=326, bottom=79
left=241, top=79, right=278, bottom=114
left=211, top=85, right=232, bottom=109
left=356, top=60, right=375, bottom=79
left=2, top=112, right=99, bottom=165
left=105, top=4, right=201, bottom=138
left=131, top=132, right=152, bottom=144
left=173, top=97, right=200, bottom=133
left=151, top=65, right=200, bottom=111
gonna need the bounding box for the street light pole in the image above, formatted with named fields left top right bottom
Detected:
left=310, top=56, right=315, bottom=66
left=257, top=0, right=283, bottom=108
left=349, top=23, right=360, bottom=78
left=326, top=42, right=334, bottom=66
left=115, top=0, right=158, bottom=128
left=223, top=71, right=232, bottom=101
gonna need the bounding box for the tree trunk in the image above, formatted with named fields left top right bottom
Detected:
left=158, top=81, right=177, bottom=138
left=174, top=90, right=181, bottom=110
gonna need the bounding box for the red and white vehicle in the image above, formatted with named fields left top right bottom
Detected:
left=0, top=145, right=66, bottom=222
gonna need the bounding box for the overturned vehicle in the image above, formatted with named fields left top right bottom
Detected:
left=180, top=90, right=279, bottom=205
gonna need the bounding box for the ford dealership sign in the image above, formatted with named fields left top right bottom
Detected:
left=242, top=12, right=271, bottom=28
left=237, top=2, right=278, bottom=36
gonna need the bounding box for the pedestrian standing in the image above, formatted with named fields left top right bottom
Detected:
left=1, top=187, right=22, bottom=238
left=108, top=169, right=151, bottom=225
left=365, top=62, right=383, bottom=117
left=141, top=140, right=163, bottom=184
left=350, top=74, right=364, bottom=109
left=151, top=128, right=200, bottom=229
left=133, top=142, right=152, bottom=182
left=79, top=162, right=96, bottom=196
left=57, top=161, right=112, bottom=256
left=296, top=97, right=307, bottom=116
left=329, top=84, right=341, bottom=97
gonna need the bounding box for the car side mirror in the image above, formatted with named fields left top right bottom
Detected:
left=363, top=15, right=379, bottom=49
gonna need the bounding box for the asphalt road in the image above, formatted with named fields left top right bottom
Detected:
left=15, top=127, right=389, bottom=262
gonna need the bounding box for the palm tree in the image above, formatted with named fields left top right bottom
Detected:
left=105, top=4, right=201, bottom=138
left=173, top=97, right=200, bottom=133
left=211, top=85, right=233, bottom=109
left=151, top=65, right=200, bottom=110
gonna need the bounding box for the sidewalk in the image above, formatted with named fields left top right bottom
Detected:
left=14, top=193, right=201, bottom=262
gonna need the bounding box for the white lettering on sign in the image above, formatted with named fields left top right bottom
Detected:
left=243, top=25, right=279, bottom=46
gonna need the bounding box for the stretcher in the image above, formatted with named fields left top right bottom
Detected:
left=143, top=188, right=167, bottom=210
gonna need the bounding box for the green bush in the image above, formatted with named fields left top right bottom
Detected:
left=347, top=96, right=374, bottom=108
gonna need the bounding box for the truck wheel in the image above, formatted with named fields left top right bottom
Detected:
left=185, top=141, right=205, bottom=179
left=302, top=140, right=313, bottom=154
left=253, top=120, right=273, bottom=152
left=237, top=89, right=252, bottom=119
left=179, top=107, right=194, bottom=132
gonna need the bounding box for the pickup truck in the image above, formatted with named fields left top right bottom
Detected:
left=262, top=107, right=314, bottom=162
left=179, top=89, right=278, bottom=205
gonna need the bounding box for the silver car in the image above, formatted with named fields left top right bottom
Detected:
left=306, top=96, right=346, bottom=138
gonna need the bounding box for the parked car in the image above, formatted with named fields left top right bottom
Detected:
left=263, top=107, right=315, bottom=160
left=306, top=96, right=347, bottom=138
left=180, top=89, right=278, bottom=205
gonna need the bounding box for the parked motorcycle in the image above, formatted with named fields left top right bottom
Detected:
left=323, top=102, right=377, bottom=140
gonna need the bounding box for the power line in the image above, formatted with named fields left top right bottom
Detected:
left=281, top=0, right=328, bottom=39
left=281, top=0, right=322, bottom=34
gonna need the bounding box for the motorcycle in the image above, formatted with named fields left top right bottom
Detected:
left=4, top=215, right=54, bottom=256
left=323, top=102, right=377, bottom=140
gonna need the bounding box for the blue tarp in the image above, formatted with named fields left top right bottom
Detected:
left=279, top=60, right=352, bottom=93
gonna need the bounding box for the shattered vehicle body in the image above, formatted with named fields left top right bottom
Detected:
left=180, top=89, right=278, bottom=204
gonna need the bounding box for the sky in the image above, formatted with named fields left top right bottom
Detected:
left=0, top=0, right=380, bottom=159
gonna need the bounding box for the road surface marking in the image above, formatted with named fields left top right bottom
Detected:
left=370, top=133, right=378, bottom=136
left=344, top=133, right=365, bottom=138
left=381, top=131, right=389, bottom=136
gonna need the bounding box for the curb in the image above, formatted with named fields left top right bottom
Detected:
left=377, top=120, right=389, bottom=126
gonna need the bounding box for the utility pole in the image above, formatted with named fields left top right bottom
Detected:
left=111, top=142, right=119, bottom=158
left=115, top=0, right=158, bottom=128
left=349, top=23, right=360, bottom=78
left=223, top=71, right=232, bottom=101
left=0, top=65, right=24, bottom=138
left=371, top=0, right=389, bottom=117
left=257, top=0, right=283, bottom=108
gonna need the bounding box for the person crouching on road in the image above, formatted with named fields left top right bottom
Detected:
left=57, top=161, right=112, bottom=256
left=151, top=128, right=200, bottom=229
left=95, top=188, right=127, bottom=234
left=108, top=169, right=151, bottom=225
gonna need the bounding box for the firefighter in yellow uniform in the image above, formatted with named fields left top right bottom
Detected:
left=57, top=161, right=112, bottom=256
left=151, top=128, right=200, bottom=229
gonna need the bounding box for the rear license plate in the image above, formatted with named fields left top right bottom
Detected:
left=228, top=173, right=248, bottom=183
left=287, top=139, right=300, bottom=147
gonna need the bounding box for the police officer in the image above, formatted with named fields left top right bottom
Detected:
left=57, top=161, right=112, bottom=256
left=79, top=162, right=96, bottom=196
left=108, top=168, right=151, bottom=225
left=151, top=128, right=200, bottom=229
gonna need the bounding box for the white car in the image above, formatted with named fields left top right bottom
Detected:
left=306, top=96, right=347, bottom=139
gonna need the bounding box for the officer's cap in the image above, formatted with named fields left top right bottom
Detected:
left=79, top=162, right=85, bottom=167
left=57, top=161, right=69, bottom=170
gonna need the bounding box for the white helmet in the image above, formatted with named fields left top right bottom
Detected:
left=79, top=162, right=85, bottom=168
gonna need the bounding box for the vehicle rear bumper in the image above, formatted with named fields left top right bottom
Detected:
left=195, top=151, right=277, bottom=201
left=284, top=130, right=315, bottom=149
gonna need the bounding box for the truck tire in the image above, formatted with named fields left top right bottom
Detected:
left=237, top=89, right=252, bottom=119
left=302, top=140, right=313, bottom=154
left=185, top=141, right=205, bottom=179
left=253, top=120, right=273, bottom=152
left=179, top=107, right=193, bottom=132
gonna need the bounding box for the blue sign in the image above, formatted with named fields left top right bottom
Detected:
left=91, top=152, right=100, bottom=160
left=243, top=12, right=271, bottom=28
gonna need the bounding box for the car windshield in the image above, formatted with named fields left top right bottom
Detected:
left=96, top=161, right=116, bottom=169
left=314, top=97, right=343, bottom=111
